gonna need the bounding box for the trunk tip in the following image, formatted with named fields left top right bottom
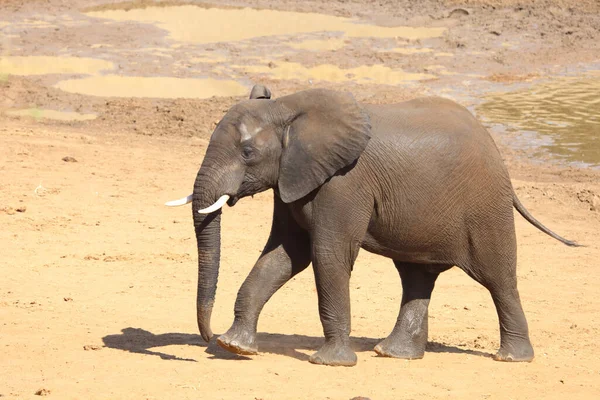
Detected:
left=201, top=328, right=213, bottom=343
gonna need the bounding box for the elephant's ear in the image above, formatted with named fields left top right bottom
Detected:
left=276, top=89, right=371, bottom=203
left=249, top=84, right=271, bottom=99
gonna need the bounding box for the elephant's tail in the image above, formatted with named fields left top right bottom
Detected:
left=513, top=194, right=582, bottom=247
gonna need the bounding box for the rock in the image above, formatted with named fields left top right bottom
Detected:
left=448, top=8, right=470, bottom=18
left=35, top=388, right=51, bottom=396
left=62, top=156, right=78, bottom=162
left=83, top=344, right=102, bottom=351
left=15, top=206, right=26, bottom=213
left=591, top=196, right=600, bottom=212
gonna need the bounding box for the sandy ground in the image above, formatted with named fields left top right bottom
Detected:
left=1, top=1, right=600, bottom=399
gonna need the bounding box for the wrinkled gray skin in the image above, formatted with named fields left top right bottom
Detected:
left=191, top=85, right=578, bottom=367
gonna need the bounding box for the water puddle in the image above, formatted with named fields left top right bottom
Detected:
left=288, top=38, right=347, bottom=51
left=85, top=5, right=445, bottom=44
left=9, top=19, right=54, bottom=27
left=6, top=108, right=97, bottom=121
left=238, top=62, right=434, bottom=85
left=0, top=56, right=113, bottom=76
left=54, top=75, right=248, bottom=99
left=478, top=72, right=600, bottom=167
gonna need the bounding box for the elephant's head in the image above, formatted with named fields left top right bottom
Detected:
left=167, top=86, right=371, bottom=341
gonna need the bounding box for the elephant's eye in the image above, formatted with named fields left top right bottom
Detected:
left=241, top=146, right=255, bottom=161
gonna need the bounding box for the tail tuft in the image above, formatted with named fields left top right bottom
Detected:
left=563, top=240, right=584, bottom=248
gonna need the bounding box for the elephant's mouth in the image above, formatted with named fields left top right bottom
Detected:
left=227, top=180, right=259, bottom=207
left=226, top=177, right=270, bottom=208
left=227, top=195, right=239, bottom=207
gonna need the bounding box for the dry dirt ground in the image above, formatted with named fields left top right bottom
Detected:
left=1, top=1, right=600, bottom=399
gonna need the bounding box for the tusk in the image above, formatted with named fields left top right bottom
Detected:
left=165, top=194, right=193, bottom=207
left=197, top=195, right=230, bottom=214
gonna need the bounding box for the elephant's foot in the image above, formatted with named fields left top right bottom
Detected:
left=309, top=341, right=357, bottom=367
left=494, top=339, right=534, bottom=362
left=374, top=337, right=425, bottom=360
left=216, top=326, right=258, bottom=356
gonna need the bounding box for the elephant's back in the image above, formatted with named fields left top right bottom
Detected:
left=362, top=97, right=490, bottom=143
left=361, top=98, right=505, bottom=170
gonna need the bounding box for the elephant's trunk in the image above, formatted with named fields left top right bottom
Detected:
left=193, top=210, right=220, bottom=342
left=191, top=141, right=245, bottom=342
left=192, top=168, right=224, bottom=342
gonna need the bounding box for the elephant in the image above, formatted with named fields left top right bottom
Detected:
left=166, top=84, right=579, bottom=367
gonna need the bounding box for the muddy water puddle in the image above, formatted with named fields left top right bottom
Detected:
left=6, top=108, right=97, bottom=121
left=478, top=72, right=600, bottom=167
left=0, top=56, right=114, bottom=76
left=85, top=5, right=445, bottom=44
left=54, top=75, right=248, bottom=99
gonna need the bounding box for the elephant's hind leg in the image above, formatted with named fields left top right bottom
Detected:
left=462, top=239, right=534, bottom=362
left=375, top=262, right=450, bottom=359
left=488, top=282, right=534, bottom=362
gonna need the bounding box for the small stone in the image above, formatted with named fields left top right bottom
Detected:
left=83, top=344, right=102, bottom=351
left=63, top=297, right=73, bottom=302
left=35, top=388, right=51, bottom=396
left=591, top=196, right=600, bottom=212
left=15, top=206, right=26, bottom=213
left=448, top=8, right=470, bottom=18
left=62, top=156, right=78, bottom=162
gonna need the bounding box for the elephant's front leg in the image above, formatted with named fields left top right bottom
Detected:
left=217, top=200, right=311, bottom=355
left=308, top=247, right=355, bottom=366
left=308, top=221, right=368, bottom=366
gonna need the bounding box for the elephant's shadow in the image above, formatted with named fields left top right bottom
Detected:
left=101, top=327, right=492, bottom=362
